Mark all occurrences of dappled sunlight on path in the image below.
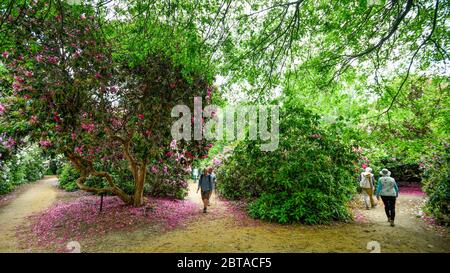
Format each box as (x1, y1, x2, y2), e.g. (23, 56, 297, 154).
(0, 176, 58, 252)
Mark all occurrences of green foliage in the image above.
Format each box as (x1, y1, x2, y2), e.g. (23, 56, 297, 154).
(58, 162, 81, 192)
(217, 99, 358, 224)
(422, 143, 450, 225)
(58, 161, 135, 194)
(58, 161, 188, 199)
(147, 177, 189, 200)
(0, 144, 45, 195)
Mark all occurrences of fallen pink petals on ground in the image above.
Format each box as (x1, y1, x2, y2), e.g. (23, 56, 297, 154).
(16, 195, 197, 252)
(398, 184, 425, 196)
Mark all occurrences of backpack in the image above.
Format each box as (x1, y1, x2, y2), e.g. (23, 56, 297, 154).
(360, 173, 372, 188)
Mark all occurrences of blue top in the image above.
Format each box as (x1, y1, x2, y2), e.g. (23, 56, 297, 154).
(376, 176, 399, 197)
(198, 174, 213, 192)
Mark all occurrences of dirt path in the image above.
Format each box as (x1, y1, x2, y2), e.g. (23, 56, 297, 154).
(0, 177, 447, 252)
(86, 182, 449, 253)
(0, 176, 59, 252)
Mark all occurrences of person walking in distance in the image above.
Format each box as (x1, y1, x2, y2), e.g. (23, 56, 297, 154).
(197, 168, 213, 213)
(359, 167, 377, 210)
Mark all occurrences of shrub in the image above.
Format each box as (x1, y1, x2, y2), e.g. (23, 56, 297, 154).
(58, 162, 81, 192)
(422, 144, 450, 225)
(58, 161, 188, 199)
(147, 177, 189, 199)
(58, 162, 130, 193)
(216, 100, 358, 224)
(0, 144, 46, 195)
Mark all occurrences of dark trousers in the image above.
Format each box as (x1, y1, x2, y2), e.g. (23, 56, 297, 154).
(381, 196, 396, 221)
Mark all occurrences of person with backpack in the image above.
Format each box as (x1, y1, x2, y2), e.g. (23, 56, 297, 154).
(197, 168, 213, 213)
(376, 168, 399, 227)
(359, 167, 376, 210)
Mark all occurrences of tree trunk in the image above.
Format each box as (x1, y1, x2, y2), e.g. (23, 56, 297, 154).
(133, 165, 147, 206)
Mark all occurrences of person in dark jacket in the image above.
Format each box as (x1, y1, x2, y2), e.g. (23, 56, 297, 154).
(197, 168, 213, 213)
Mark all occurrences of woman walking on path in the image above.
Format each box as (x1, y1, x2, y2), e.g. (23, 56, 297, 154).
(197, 168, 213, 213)
(359, 167, 377, 210)
(376, 168, 399, 227)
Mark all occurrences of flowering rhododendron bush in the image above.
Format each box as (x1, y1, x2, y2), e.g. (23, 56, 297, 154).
(216, 99, 359, 224)
(0, 1, 215, 206)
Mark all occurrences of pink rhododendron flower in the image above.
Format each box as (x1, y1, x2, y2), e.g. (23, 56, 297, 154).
(0, 104, 5, 115)
(110, 118, 122, 129)
(80, 13, 86, 20)
(53, 113, 61, 123)
(2, 51, 9, 58)
(185, 151, 194, 159)
(2, 137, 16, 149)
(109, 86, 118, 93)
(74, 146, 84, 155)
(14, 75, 24, 83)
(39, 140, 52, 148)
(206, 85, 214, 97)
(35, 54, 44, 62)
(362, 163, 368, 169)
(47, 56, 58, 64)
(12, 82, 21, 91)
(213, 157, 222, 166)
(24, 71, 33, 77)
(163, 165, 168, 174)
(151, 166, 158, 174)
(166, 151, 174, 157)
(137, 114, 144, 120)
(71, 133, 77, 140)
(170, 139, 177, 149)
(81, 123, 95, 132)
(29, 115, 38, 125)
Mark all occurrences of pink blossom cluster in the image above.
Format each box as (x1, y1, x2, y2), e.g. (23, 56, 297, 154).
(29, 115, 38, 125)
(398, 184, 425, 196)
(1, 136, 16, 149)
(170, 139, 177, 149)
(0, 103, 5, 115)
(74, 146, 84, 155)
(213, 157, 222, 166)
(310, 133, 322, 139)
(81, 123, 95, 132)
(39, 140, 52, 148)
